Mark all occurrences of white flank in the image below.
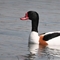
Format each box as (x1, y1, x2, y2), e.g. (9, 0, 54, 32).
(46, 36, 60, 49)
(46, 36, 60, 45)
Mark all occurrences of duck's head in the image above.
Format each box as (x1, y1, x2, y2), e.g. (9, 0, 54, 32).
(20, 11, 39, 21)
(20, 11, 39, 32)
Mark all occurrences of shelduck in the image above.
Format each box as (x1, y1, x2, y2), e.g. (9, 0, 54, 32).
(20, 11, 60, 46)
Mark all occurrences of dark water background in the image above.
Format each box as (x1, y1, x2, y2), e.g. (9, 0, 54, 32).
(0, 0, 60, 60)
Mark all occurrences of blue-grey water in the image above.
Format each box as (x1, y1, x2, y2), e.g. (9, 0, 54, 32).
(0, 0, 60, 60)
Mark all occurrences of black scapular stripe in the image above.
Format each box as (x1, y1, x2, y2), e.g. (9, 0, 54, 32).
(43, 33, 60, 41)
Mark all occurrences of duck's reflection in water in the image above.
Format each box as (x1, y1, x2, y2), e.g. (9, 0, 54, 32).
(27, 43, 39, 60)
(25, 44, 56, 60)
(23, 44, 52, 60)
(16, 44, 60, 60)
(28, 43, 39, 54)
(26, 44, 50, 60)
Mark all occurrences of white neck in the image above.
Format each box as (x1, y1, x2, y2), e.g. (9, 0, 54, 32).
(29, 31, 39, 44)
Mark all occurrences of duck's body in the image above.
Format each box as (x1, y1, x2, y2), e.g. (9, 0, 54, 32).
(29, 31, 60, 46)
(40, 31, 60, 45)
(20, 11, 60, 46)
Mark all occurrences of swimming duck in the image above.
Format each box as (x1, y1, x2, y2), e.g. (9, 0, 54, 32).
(20, 11, 60, 46)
